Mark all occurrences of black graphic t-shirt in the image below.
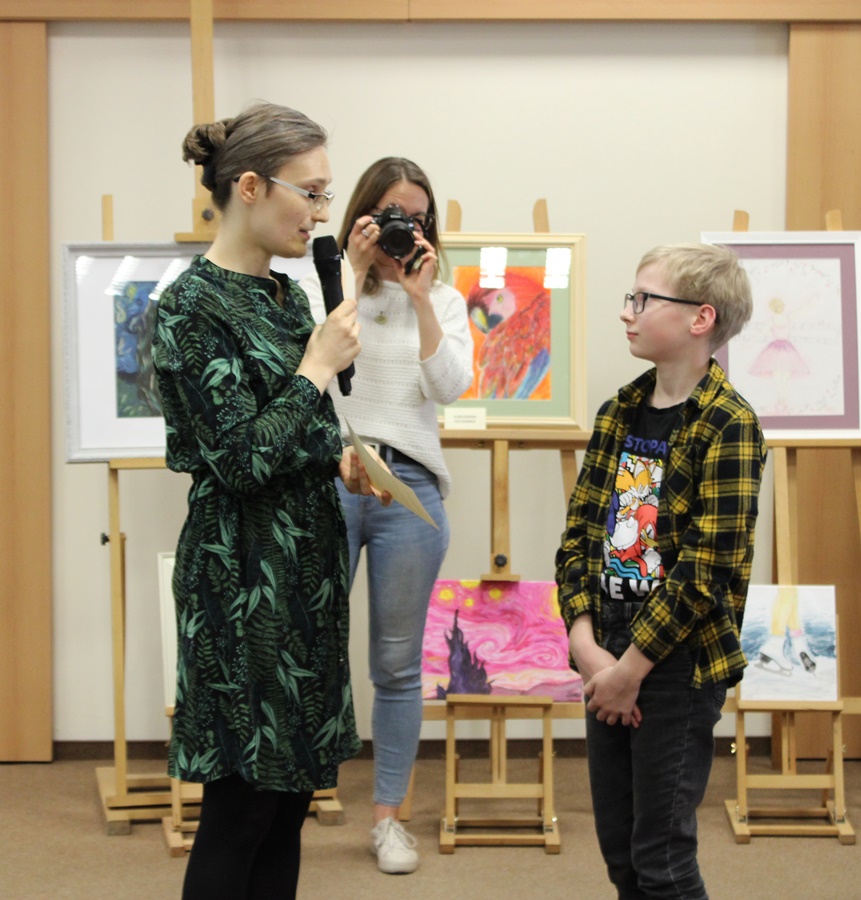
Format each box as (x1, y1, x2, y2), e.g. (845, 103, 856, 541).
(600, 400, 683, 606)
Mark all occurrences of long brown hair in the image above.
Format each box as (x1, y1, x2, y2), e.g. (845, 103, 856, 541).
(337, 157, 447, 296)
(181, 101, 327, 211)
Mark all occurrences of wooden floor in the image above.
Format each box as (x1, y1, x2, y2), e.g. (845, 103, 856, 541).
(1, 753, 859, 898)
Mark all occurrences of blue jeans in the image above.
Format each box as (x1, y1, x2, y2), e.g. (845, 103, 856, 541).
(586, 641, 726, 899)
(337, 459, 449, 807)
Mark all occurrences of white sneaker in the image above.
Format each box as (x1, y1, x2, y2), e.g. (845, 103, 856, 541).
(371, 817, 419, 874)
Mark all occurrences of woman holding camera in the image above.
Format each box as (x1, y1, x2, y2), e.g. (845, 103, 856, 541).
(303, 157, 473, 874)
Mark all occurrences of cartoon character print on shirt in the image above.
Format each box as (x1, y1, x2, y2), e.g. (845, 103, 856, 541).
(601, 437, 666, 602)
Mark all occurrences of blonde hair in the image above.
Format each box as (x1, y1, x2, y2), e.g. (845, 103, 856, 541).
(181, 101, 327, 211)
(637, 243, 752, 350)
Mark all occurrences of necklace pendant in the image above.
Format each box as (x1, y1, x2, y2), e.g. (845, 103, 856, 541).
(375, 312, 387, 325)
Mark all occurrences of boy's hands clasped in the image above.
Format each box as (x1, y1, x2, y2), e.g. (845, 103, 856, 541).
(583, 663, 644, 729)
(570, 615, 645, 728)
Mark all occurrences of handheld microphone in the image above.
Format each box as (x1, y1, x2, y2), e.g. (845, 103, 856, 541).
(312, 235, 354, 396)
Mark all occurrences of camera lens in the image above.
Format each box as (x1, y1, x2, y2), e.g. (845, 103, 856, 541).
(373, 205, 416, 259)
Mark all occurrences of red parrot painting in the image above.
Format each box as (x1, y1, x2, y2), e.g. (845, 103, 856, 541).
(456, 267, 552, 401)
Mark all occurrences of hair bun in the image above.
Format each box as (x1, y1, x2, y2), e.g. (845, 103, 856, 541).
(181, 118, 237, 188)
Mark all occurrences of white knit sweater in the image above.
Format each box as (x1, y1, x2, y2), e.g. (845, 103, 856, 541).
(300, 273, 474, 498)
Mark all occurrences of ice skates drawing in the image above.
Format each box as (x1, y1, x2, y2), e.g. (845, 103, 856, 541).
(789, 632, 817, 673)
(757, 632, 817, 674)
(757, 634, 793, 674)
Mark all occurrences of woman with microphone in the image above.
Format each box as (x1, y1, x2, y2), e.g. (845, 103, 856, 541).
(153, 102, 386, 899)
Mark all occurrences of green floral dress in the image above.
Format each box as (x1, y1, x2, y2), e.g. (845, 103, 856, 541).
(152, 255, 361, 792)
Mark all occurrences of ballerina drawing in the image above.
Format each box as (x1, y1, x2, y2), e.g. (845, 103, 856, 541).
(748, 297, 810, 415)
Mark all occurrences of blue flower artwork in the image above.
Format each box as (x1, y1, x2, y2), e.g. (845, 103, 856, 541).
(114, 281, 162, 418)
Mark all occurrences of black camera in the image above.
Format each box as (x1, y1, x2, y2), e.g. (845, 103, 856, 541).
(372, 204, 418, 259)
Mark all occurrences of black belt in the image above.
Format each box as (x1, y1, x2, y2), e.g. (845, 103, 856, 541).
(363, 442, 418, 467)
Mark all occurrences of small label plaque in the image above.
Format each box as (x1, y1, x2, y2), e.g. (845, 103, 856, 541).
(443, 407, 487, 430)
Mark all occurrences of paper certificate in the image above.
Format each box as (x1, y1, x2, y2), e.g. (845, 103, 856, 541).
(344, 420, 439, 529)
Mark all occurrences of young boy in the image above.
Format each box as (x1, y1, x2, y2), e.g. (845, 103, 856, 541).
(555, 243, 766, 899)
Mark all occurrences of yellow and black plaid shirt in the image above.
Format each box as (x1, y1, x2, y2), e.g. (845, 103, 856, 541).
(555, 359, 766, 687)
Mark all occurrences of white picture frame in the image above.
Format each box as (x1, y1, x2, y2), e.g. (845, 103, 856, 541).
(63, 241, 207, 461)
(702, 231, 861, 439)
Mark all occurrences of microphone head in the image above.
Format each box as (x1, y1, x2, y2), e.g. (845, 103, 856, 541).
(312, 235, 341, 276)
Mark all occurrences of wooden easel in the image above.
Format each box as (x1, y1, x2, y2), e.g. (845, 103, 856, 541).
(96, 0, 343, 844)
(724, 209, 855, 843)
(442, 197, 578, 580)
(96, 458, 175, 834)
(419, 201, 583, 851)
(163, 0, 344, 848)
(439, 695, 561, 853)
(725, 447, 854, 843)
(96, 0, 218, 838)
(728, 697, 852, 842)
(174, 0, 220, 244)
(96, 454, 347, 845)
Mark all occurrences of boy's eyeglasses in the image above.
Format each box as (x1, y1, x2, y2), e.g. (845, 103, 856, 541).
(624, 291, 703, 315)
(265, 175, 335, 211)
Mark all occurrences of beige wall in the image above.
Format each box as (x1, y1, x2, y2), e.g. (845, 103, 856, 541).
(49, 20, 784, 743)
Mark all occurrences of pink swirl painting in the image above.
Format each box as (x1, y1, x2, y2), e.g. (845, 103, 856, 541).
(421, 580, 583, 701)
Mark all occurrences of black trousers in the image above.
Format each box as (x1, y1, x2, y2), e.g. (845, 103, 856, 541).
(587, 643, 725, 899)
(182, 773, 313, 900)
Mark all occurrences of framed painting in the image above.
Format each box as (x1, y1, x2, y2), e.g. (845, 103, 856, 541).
(421, 579, 583, 702)
(440, 233, 587, 427)
(63, 241, 206, 461)
(63, 241, 310, 462)
(738, 584, 837, 703)
(701, 231, 861, 438)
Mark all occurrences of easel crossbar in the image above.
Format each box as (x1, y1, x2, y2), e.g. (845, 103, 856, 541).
(745, 774, 836, 790)
(453, 783, 545, 799)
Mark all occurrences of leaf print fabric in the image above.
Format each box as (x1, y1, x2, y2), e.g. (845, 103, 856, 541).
(152, 255, 361, 791)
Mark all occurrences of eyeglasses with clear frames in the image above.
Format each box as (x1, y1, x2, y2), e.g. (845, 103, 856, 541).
(624, 291, 703, 315)
(264, 175, 335, 211)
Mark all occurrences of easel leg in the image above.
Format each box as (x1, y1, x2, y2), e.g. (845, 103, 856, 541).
(398, 766, 416, 822)
(99, 471, 174, 833)
(490, 706, 506, 785)
(725, 707, 751, 843)
(440, 705, 457, 853)
(829, 712, 855, 843)
(541, 706, 560, 854)
(308, 788, 345, 826)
